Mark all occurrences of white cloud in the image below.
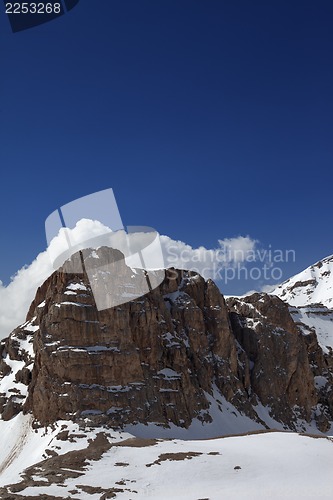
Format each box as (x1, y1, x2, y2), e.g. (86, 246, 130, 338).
(161, 235, 258, 277)
(0, 250, 54, 341)
(241, 283, 279, 298)
(260, 283, 279, 293)
(0, 219, 258, 340)
(218, 236, 258, 263)
(0, 219, 115, 341)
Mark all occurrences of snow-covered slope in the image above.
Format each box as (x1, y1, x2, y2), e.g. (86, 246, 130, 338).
(0, 417, 332, 500)
(273, 254, 333, 308)
(289, 305, 333, 353)
(272, 255, 333, 352)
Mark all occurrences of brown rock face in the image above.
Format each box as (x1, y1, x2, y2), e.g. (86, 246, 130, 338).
(227, 294, 317, 426)
(289, 307, 333, 432)
(1, 247, 332, 434)
(23, 248, 250, 427)
(0, 324, 34, 420)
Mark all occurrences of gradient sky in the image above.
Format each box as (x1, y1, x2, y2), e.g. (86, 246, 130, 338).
(0, 0, 332, 294)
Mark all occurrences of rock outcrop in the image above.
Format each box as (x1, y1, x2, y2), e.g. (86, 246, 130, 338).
(21, 247, 254, 428)
(1, 247, 332, 434)
(227, 294, 317, 426)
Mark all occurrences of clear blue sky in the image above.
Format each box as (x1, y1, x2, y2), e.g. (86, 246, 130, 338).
(0, 0, 332, 292)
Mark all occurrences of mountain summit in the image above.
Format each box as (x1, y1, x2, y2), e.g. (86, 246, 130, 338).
(272, 254, 333, 353)
(1, 246, 332, 437)
(273, 254, 333, 308)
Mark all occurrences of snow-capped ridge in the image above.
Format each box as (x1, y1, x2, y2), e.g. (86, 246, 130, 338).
(270, 254, 333, 352)
(272, 254, 333, 308)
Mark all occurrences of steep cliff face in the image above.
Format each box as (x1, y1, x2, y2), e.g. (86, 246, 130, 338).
(271, 254, 333, 431)
(227, 294, 318, 427)
(0, 247, 332, 434)
(21, 247, 254, 428)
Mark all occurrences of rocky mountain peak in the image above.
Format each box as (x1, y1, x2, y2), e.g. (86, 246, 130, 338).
(272, 254, 333, 354)
(1, 247, 333, 436)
